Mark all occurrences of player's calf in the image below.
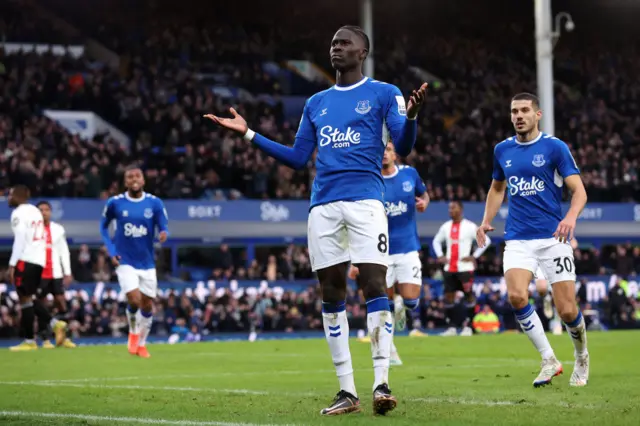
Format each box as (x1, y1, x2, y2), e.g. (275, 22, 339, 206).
(553, 280, 589, 386)
(318, 263, 358, 403)
(505, 269, 560, 386)
(124, 290, 142, 355)
(356, 263, 395, 409)
(136, 294, 155, 356)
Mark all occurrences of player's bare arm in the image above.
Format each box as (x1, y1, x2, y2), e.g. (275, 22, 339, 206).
(415, 192, 429, 213)
(554, 174, 587, 243)
(477, 179, 507, 247)
(204, 108, 315, 170)
(406, 83, 428, 120)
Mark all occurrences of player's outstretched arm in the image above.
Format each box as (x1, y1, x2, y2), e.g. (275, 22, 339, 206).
(386, 83, 428, 157)
(554, 175, 587, 243)
(204, 109, 315, 170)
(477, 179, 506, 248)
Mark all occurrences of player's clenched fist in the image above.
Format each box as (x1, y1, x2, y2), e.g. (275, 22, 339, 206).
(415, 196, 428, 212)
(476, 223, 494, 248)
(348, 265, 359, 280)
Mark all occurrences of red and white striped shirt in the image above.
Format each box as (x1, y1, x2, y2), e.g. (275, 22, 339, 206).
(432, 218, 491, 273)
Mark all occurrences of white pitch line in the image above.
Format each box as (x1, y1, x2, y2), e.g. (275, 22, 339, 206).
(0, 381, 318, 397)
(0, 381, 603, 409)
(0, 411, 297, 426)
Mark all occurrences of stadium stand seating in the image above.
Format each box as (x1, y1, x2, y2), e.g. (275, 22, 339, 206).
(0, 0, 638, 338)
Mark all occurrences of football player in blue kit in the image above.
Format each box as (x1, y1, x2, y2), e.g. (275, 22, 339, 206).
(100, 167, 169, 359)
(350, 142, 429, 365)
(204, 26, 428, 415)
(477, 93, 589, 387)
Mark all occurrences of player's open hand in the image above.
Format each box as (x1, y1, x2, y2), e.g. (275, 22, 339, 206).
(415, 196, 428, 213)
(553, 216, 576, 243)
(476, 223, 494, 248)
(406, 83, 428, 119)
(111, 255, 121, 268)
(348, 265, 360, 280)
(203, 108, 248, 135)
(158, 231, 168, 244)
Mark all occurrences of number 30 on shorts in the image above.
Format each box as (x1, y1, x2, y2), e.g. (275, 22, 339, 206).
(553, 256, 574, 274)
(377, 234, 388, 254)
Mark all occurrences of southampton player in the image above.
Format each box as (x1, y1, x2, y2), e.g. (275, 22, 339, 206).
(205, 26, 427, 415)
(477, 93, 589, 387)
(433, 201, 491, 337)
(7, 186, 66, 351)
(100, 167, 169, 358)
(349, 142, 429, 366)
(36, 201, 76, 348)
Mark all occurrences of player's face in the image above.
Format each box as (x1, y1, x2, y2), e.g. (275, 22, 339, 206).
(382, 143, 397, 167)
(330, 29, 366, 71)
(125, 169, 145, 192)
(448, 202, 462, 219)
(39, 204, 51, 222)
(510, 100, 542, 134)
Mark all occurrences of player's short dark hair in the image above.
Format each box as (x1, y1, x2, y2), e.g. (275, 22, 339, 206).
(11, 185, 30, 200)
(36, 201, 51, 209)
(451, 200, 463, 209)
(339, 25, 370, 52)
(511, 93, 540, 110)
(124, 165, 142, 175)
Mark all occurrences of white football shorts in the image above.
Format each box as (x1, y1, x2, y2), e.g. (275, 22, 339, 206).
(308, 199, 389, 271)
(503, 238, 575, 285)
(386, 251, 422, 288)
(116, 265, 158, 298)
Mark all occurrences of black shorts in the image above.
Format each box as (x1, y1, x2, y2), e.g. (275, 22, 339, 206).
(443, 271, 474, 295)
(39, 278, 64, 297)
(14, 261, 44, 297)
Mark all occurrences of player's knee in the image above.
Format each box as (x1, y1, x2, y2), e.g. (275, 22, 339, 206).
(508, 292, 529, 310)
(318, 263, 348, 303)
(140, 296, 154, 312)
(355, 263, 387, 300)
(126, 291, 141, 309)
(555, 300, 578, 323)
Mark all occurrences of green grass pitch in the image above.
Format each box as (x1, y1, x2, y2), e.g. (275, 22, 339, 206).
(0, 331, 638, 425)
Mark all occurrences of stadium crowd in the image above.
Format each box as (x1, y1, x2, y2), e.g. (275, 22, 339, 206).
(0, 0, 639, 339)
(0, 1, 639, 202)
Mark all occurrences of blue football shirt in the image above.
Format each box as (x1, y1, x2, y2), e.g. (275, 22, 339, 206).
(492, 132, 580, 240)
(384, 165, 426, 255)
(100, 192, 169, 270)
(295, 77, 412, 208)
